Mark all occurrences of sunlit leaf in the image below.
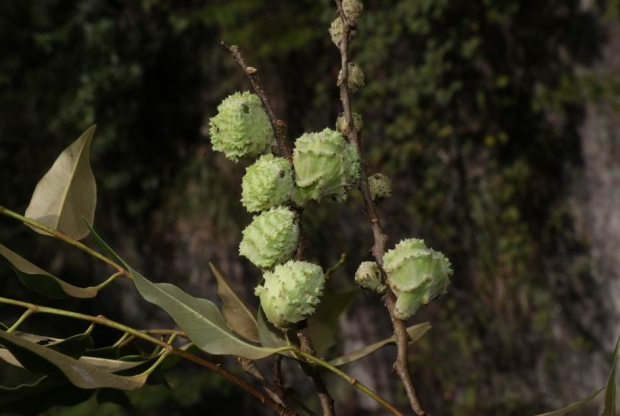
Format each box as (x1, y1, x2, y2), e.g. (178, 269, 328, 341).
(328, 322, 431, 367)
(602, 332, 619, 416)
(0, 330, 147, 390)
(0, 244, 97, 299)
(257, 307, 288, 349)
(130, 267, 280, 359)
(25, 125, 97, 240)
(209, 262, 259, 343)
(308, 290, 359, 352)
(0, 377, 95, 416)
(531, 388, 604, 416)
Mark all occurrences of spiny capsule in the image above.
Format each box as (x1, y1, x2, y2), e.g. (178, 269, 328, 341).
(239, 207, 299, 269)
(329, 17, 357, 47)
(291, 128, 360, 205)
(338, 62, 365, 93)
(336, 112, 363, 134)
(368, 173, 392, 201)
(355, 261, 386, 294)
(383, 239, 452, 320)
(241, 155, 294, 213)
(209, 91, 275, 161)
(255, 260, 325, 328)
(342, 0, 364, 26)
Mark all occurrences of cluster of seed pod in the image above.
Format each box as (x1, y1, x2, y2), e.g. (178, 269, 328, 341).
(208, 0, 452, 326)
(209, 89, 367, 328)
(328, 1, 453, 319)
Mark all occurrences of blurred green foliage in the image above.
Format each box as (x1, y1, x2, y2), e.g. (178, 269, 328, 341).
(1, 0, 617, 414)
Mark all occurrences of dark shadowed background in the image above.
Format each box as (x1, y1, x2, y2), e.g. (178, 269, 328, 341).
(1, 0, 620, 415)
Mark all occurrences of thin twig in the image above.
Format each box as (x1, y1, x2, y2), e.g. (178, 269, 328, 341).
(0, 206, 130, 277)
(291, 348, 404, 416)
(331, 2, 427, 415)
(0, 296, 297, 416)
(221, 42, 293, 164)
(237, 356, 292, 408)
(223, 41, 337, 415)
(296, 325, 336, 416)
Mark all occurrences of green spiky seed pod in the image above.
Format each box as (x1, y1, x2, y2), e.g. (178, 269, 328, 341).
(336, 112, 363, 134)
(239, 207, 299, 269)
(292, 128, 360, 205)
(255, 260, 325, 328)
(209, 91, 275, 161)
(368, 173, 392, 201)
(342, 0, 364, 26)
(383, 239, 452, 320)
(241, 155, 294, 213)
(355, 261, 386, 294)
(338, 62, 365, 93)
(329, 17, 357, 47)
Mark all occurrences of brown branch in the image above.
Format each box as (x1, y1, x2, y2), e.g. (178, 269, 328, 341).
(332, 1, 427, 415)
(221, 42, 293, 164)
(223, 41, 336, 414)
(296, 325, 336, 416)
(237, 357, 296, 413)
(177, 350, 296, 416)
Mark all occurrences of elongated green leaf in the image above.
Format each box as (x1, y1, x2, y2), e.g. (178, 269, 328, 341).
(0, 244, 97, 298)
(329, 322, 431, 367)
(0, 330, 146, 390)
(603, 332, 620, 416)
(0, 348, 147, 373)
(85, 220, 129, 271)
(308, 290, 359, 352)
(130, 267, 279, 359)
(531, 388, 604, 416)
(0, 377, 95, 416)
(46, 329, 94, 359)
(209, 263, 259, 343)
(25, 125, 97, 240)
(257, 307, 288, 349)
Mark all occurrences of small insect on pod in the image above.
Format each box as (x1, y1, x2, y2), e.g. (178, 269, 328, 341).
(209, 91, 275, 161)
(241, 154, 294, 213)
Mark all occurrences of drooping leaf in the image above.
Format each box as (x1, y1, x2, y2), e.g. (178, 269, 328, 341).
(0, 377, 95, 416)
(25, 125, 97, 240)
(84, 220, 129, 271)
(257, 307, 288, 349)
(46, 329, 94, 359)
(602, 332, 620, 416)
(0, 348, 147, 373)
(0, 244, 97, 299)
(328, 322, 431, 367)
(531, 388, 604, 416)
(0, 330, 147, 390)
(209, 262, 259, 343)
(308, 290, 359, 352)
(130, 267, 280, 360)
